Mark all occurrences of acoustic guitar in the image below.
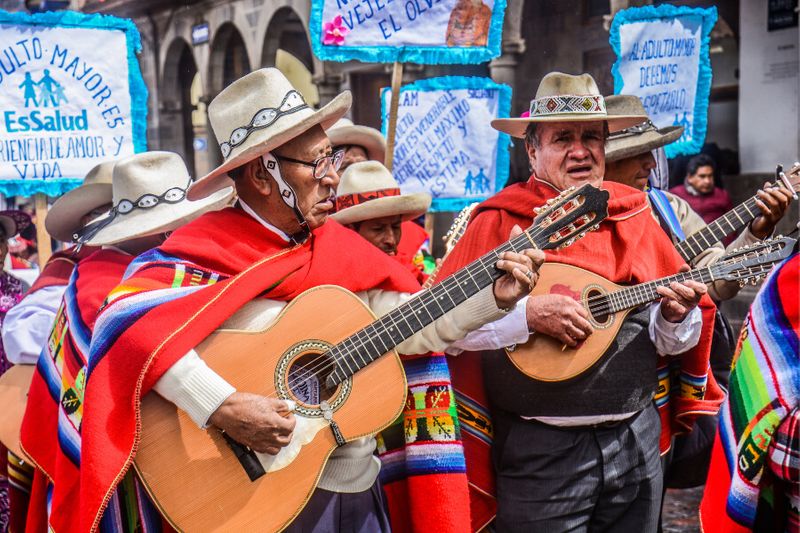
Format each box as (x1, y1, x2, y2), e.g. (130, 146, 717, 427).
(675, 163, 799, 262)
(0, 364, 34, 458)
(134, 184, 610, 532)
(506, 235, 796, 382)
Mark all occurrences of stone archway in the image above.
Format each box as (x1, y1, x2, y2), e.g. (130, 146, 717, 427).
(209, 22, 251, 95)
(261, 7, 319, 107)
(160, 38, 198, 176)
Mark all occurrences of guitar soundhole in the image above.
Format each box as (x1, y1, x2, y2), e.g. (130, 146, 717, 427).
(585, 288, 611, 326)
(287, 352, 338, 405)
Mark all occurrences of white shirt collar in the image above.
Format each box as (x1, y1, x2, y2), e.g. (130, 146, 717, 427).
(238, 199, 291, 242)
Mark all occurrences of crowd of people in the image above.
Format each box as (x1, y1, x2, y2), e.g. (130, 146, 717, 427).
(0, 67, 796, 533)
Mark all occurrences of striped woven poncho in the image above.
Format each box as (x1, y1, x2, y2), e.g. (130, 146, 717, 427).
(701, 252, 800, 532)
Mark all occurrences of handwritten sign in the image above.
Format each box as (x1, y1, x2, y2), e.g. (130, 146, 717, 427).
(610, 5, 717, 157)
(309, 0, 506, 64)
(381, 77, 510, 211)
(0, 10, 147, 196)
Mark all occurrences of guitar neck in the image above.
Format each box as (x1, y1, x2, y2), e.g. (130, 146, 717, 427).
(593, 268, 714, 316)
(675, 195, 761, 262)
(327, 227, 547, 386)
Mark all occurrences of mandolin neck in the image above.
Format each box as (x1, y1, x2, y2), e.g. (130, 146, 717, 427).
(675, 194, 761, 262)
(594, 268, 714, 315)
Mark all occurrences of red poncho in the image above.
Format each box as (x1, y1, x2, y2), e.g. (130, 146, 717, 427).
(79, 208, 420, 531)
(437, 176, 724, 531)
(20, 249, 133, 533)
(28, 246, 98, 295)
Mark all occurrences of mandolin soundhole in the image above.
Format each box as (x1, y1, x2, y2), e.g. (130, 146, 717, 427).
(585, 287, 611, 327)
(287, 352, 338, 405)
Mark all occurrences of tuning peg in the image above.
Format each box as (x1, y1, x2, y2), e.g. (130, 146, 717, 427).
(739, 280, 746, 288)
(533, 206, 543, 215)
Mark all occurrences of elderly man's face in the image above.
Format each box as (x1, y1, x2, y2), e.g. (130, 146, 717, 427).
(605, 151, 656, 191)
(273, 126, 340, 230)
(339, 145, 369, 172)
(351, 214, 402, 256)
(527, 121, 606, 190)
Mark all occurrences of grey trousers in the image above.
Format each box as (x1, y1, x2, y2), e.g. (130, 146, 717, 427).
(283, 479, 392, 533)
(492, 404, 663, 533)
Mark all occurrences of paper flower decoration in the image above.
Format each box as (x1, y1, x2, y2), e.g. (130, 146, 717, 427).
(323, 15, 348, 46)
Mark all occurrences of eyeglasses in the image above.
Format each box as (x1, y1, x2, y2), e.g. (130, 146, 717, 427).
(274, 149, 345, 179)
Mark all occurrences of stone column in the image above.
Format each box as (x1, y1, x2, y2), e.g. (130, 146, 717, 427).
(314, 71, 345, 107)
(489, 0, 526, 99)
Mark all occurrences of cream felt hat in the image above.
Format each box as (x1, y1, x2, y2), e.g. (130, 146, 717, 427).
(492, 72, 645, 138)
(190, 68, 351, 200)
(327, 118, 387, 163)
(604, 95, 684, 163)
(45, 161, 114, 242)
(330, 161, 431, 225)
(76, 152, 234, 247)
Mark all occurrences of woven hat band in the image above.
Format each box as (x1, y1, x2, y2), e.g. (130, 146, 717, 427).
(529, 94, 607, 117)
(335, 187, 401, 211)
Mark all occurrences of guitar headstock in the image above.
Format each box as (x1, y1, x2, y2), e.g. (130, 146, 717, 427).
(531, 184, 609, 250)
(711, 235, 796, 286)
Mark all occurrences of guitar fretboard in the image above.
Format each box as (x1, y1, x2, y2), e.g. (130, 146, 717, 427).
(327, 227, 546, 386)
(675, 195, 761, 262)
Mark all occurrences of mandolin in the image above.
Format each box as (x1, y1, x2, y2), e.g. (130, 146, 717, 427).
(675, 163, 799, 262)
(506, 235, 796, 382)
(133, 184, 609, 532)
(0, 364, 34, 458)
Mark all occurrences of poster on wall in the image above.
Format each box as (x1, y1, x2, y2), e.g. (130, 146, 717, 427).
(380, 77, 511, 212)
(0, 10, 147, 197)
(309, 0, 506, 64)
(610, 4, 717, 158)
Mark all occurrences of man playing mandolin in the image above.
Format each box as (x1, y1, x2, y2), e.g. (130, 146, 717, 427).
(437, 72, 725, 531)
(78, 69, 544, 532)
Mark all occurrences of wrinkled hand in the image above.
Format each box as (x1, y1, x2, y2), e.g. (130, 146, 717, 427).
(657, 265, 707, 323)
(208, 392, 296, 455)
(526, 294, 593, 347)
(493, 225, 546, 310)
(750, 184, 793, 239)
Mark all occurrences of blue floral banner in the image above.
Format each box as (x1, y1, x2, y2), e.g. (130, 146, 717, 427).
(0, 10, 148, 197)
(380, 76, 511, 212)
(610, 5, 717, 158)
(310, 0, 506, 64)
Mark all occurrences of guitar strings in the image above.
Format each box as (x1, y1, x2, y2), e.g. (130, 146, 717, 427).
(278, 222, 557, 394)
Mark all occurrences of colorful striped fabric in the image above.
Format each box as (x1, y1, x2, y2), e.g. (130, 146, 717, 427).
(377, 354, 471, 533)
(701, 253, 799, 532)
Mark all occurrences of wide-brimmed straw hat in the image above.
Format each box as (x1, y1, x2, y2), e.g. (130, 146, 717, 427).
(330, 161, 431, 225)
(190, 68, 351, 200)
(45, 161, 114, 242)
(327, 119, 386, 163)
(604, 95, 684, 163)
(0, 210, 31, 240)
(77, 152, 233, 246)
(492, 72, 645, 138)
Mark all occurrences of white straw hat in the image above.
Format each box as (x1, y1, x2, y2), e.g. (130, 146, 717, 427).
(327, 119, 386, 163)
(604, 95, 684, 163)
(330, 161, 431, 225)
(76, 151, 233, 246)
(492, 72, 645, 138)
(45, 161, 114, 242)
(190, 68, 351, 200)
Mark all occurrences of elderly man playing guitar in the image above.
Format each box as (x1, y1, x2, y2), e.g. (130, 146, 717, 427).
(437, 72, 725, 532)
(77, 69, 545, 532)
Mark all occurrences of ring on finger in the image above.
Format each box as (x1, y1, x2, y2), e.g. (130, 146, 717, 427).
(525, 269, 534, 280)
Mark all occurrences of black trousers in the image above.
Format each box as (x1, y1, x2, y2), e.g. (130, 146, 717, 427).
(283, 479, 391, 533)
(492, 404, 663, 532)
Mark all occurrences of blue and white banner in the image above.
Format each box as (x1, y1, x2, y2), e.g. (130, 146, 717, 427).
(381, 77, 510, 212)
(0, 10, 147, 197)
(610, 5, 717, 158)
(310, 0, 506, 64)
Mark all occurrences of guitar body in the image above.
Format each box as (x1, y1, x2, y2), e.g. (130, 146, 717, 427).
(134, 286, 407, 532)
(507, 263, 631, 382)
(0, 364, 34, 458)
